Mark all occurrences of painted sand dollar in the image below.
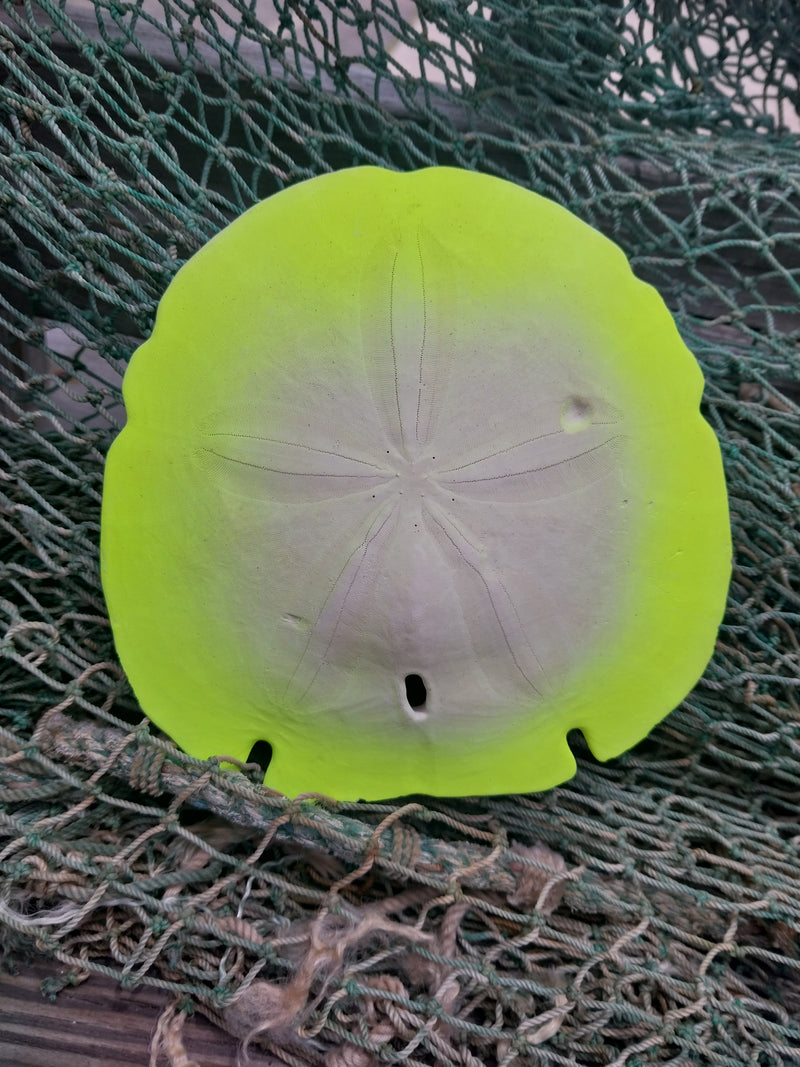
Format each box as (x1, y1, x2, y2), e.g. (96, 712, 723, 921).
(100, 166, 731, 800)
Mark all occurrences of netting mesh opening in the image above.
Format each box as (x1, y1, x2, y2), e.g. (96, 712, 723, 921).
(2, 2, 799, 1064)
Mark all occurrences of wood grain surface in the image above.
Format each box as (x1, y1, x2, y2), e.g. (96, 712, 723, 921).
(0, 958, 242, 1067)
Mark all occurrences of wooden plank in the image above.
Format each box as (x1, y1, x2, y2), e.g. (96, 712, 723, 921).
(0, 958, 245, 1067)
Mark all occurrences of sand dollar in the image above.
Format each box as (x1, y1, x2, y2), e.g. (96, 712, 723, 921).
(101, 167, 731, 799)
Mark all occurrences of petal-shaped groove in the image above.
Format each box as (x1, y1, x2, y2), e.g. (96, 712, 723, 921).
(439, 430, 626, 504)
(360, 226, 451, 458)
(282, 499, 399, 703)
(198, 433, 390, 502)
(421, 497, 549, 699)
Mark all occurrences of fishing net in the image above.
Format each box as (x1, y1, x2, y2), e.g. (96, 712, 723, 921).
(2, 1, 799, 1063)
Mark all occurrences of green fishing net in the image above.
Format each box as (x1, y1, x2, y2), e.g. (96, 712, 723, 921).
(1, 2, 799, 1064)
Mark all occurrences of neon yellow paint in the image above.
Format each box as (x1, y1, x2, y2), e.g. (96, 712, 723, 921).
(101, 167, 731, 800)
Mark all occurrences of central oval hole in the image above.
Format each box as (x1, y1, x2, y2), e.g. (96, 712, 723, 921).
(404, 673, 427, 710)
(246, 740, 273, 775)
